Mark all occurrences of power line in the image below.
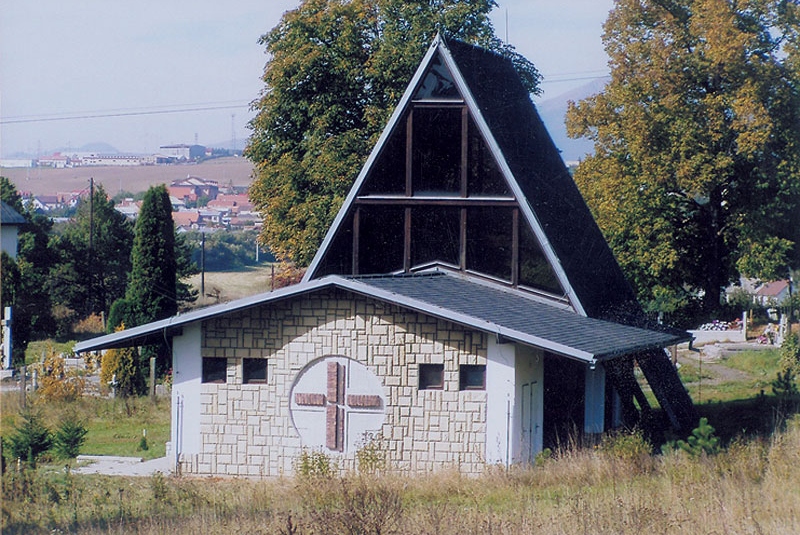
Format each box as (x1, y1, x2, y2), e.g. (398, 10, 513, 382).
(1, 102, 251, 125)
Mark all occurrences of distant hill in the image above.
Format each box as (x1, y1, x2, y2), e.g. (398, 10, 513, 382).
(535, 77, 609, 164)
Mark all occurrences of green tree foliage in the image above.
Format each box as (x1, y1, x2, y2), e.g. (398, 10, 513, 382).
(1, 177, 57, 363)
(125, 184, 178, 327)
(566, 0, 800, 317)
(53, 414, 88, 460)
(247, 0, 540, 266)
(676, 417, 720, 457)
(49, 184, 134, 318)
(185, 229, 273, 271)
(5, 409, 52, 468)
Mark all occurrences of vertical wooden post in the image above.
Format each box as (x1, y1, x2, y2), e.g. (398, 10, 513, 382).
(149, 357, 156, 400)
(20, 365, 26, 409)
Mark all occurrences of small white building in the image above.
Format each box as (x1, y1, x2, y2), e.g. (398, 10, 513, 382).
(75, 36, 695, 477)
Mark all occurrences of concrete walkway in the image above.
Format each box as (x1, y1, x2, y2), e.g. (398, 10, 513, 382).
(73, 455, 171, 477)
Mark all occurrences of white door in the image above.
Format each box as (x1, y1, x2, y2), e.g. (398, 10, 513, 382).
(521, 382, 539, 463)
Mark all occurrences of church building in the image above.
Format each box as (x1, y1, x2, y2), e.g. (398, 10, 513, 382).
(75, 36, 695, 477)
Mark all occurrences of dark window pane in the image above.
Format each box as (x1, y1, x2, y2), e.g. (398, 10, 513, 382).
(358, 206, 405, 275)
(467, 116, 510, 196)
(202, 358, 227, 384)
(243, 358, 268, 384)
(459, 364, 486, 390)
(466, 207, 513, 281)
(314, 212, 354, 276)
(412, 107, 462, 195)
(413, 53, 460, 100)
(411, 206, 460, 268)
(360, 113, 407, 195)
(519, 223, 563, 294)
(419, 363, 444, 390)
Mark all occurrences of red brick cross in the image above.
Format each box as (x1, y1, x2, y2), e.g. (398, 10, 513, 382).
(294, 361, 382, 451)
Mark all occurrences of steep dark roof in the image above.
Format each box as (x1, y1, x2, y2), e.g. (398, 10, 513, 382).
(444, 39, 639, 320)
(1, 201, 26, 225)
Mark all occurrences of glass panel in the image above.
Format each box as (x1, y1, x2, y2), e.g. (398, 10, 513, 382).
(243, 358, 268, 384)
(202, 358, 227, 384)
(360, 112, 407, 195)
(413, 53, 460, 100)
(519, 223, 563, 294)
(467, 116, 511, 196)
(412, 107, 462, 196)
(419, 364, 444, 390)
(459, 364, 486, 390)
(411, 206, 460, 268)
(466, 207, 513, 281)
(358, 206, 405, 274)
(314, 213, 354, 276)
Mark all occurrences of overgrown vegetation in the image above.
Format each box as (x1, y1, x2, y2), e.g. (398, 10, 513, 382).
(2, 416, 799, 533)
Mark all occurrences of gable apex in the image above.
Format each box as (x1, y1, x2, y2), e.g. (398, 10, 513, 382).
(305, 37, 639, 321)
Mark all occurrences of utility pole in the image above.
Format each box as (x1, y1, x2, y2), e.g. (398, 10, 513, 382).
(88, 177, 95, 315)
(200, 231, 205, 299)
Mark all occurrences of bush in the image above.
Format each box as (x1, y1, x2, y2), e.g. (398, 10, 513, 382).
(34, 347, 85, 403)
(675, 417, 720, 457)
(53, 414, 88, 460)
(4, 409, 52, 468)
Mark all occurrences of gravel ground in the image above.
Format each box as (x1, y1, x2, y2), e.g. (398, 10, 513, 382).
(73, 455, 172, 477)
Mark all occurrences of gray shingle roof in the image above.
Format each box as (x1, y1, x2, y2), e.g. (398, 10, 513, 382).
(74, 271, 687, 362)
(1, 201, 26, 225)
(347, 272, 688, 361)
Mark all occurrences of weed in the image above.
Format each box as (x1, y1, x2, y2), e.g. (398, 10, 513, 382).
(356, 432, 386, 474)
(294, 448, 335, 479)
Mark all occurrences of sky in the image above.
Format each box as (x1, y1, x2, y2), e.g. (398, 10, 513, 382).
(0, 0, 614, 158)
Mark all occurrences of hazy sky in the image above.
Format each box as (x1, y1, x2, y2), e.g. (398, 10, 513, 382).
(0, 0, 614, 158)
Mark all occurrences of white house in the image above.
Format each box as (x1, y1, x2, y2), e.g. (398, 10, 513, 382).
(1, 201, 26, 259)
(75, 36, 695, 477)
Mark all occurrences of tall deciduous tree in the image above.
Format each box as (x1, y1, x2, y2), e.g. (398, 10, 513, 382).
(566, 0, 800, 317)
(247, 0, 540, 266)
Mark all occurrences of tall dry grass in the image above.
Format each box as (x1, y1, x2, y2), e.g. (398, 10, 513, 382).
(3, 417, 800, 534)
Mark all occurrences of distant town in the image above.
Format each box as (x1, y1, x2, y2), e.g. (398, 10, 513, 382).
(0, 143, 237, 170)
(2, 144, 259, 233)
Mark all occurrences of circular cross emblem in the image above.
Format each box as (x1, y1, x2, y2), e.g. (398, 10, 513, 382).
(290, 356, 385, 453)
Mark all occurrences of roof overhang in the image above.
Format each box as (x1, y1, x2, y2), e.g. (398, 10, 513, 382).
(74, 272, 688, 363)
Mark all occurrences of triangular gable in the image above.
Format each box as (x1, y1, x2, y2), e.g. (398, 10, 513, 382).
(305, 35, 577, 308)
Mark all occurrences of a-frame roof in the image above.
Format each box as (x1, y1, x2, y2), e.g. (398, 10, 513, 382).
(304, 35, 639, 322)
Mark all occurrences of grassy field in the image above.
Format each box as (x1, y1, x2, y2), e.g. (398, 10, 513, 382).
(2, 157, 253, 196)
(185, 265, 276, 306)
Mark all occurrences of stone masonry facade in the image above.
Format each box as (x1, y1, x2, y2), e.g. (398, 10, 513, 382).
(181, 289, 488, 476)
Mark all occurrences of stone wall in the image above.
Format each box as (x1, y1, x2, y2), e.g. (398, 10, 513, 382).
(183, 289, 488, 476)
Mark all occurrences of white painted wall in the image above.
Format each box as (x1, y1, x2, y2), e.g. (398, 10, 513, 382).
(485, 337, 516, 466)
(1, 226, 19, 259)
(514, 345, 543, 462)
(172, 322, 202, 462)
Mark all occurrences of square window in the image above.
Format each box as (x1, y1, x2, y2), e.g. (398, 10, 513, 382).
(202, 357, 227, 384)
(243, 358, 268, 384)
(459, 364, 486, 390)
(419, 363, 444, 390)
